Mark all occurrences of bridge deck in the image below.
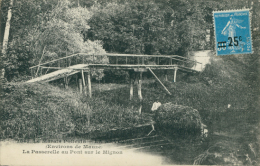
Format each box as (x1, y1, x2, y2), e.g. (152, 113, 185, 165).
(27, 53, 202, 83)
(27, 64, 89, 83)
(27, 64, 196, 83)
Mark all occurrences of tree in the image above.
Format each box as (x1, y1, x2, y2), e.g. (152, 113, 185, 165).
(1, 0, 107, 80)
(87, 1, 180, 55)
(1, 0, 13, 79)
(87, 0, 259, 57)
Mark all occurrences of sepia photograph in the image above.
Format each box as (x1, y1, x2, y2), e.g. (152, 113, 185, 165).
(0, 0, 259, 165)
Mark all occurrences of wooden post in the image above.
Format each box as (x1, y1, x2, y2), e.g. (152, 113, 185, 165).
(130, 76, 134, 101)
(148, 68, 172, 95)
(165, 70, 168, 81)
(137, 72, 143, 100)
(174, 67, 178, 82)
(138, 105, 142, 115)
(129, 71, 134, 101)
(79, 78, 82, 94)
(137, 72, 143, 114)
(64, 76, 68, 89)
(76, 74, 78, 90)
(126, 57, 128, 64)
(81, 70, 86, 95)
(87, 72, 92, 98)
(85, 72, 88, 93)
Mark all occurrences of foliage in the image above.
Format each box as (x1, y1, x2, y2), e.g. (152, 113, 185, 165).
(1, 0, 106, 81)
(86, 0, 260, 55)
(0, 82, 145, 140)
(103, 70, 129, 83)
(76, 97, 146, 134)
(87, 1, 180, 55)
(91, 69, 105, 81)
(154, 103, 202, 135)
(0, 82, 77, 139)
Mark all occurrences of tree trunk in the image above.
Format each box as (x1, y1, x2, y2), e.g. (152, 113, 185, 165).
(1, 0, 13, 78)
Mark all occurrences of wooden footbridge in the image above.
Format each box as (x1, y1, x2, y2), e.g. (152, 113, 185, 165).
(27, 53, 202, 102)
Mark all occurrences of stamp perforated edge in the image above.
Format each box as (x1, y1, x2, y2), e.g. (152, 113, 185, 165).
(212, 9, 254, 56)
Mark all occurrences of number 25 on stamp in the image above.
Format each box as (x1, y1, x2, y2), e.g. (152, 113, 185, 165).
(213, 9, 253, 56)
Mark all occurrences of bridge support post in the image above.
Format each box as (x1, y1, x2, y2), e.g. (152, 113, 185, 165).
(64, 76, 68, 89)
(130, 78, 134, 101)
(87, 72, 92, 98)
(137, 72, 143, 114)
(84, 72, 88, 93)
(165, 70, 168, 81)
(148, 68, 172, 95)
(137, 72, 143, 101)
(76, 74, 78, 91)
(174, 67, 178, 82)
(81, 70, 87, 95)
(129, 71, 134, 101)
(79, 78, 82, 94)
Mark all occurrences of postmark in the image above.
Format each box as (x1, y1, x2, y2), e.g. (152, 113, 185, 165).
(213, 9, 253, 56)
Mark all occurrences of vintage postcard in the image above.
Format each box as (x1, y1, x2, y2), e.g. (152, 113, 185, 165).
(1, 0, 259, 165)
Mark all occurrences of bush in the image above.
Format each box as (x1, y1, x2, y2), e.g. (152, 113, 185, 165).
(154, 103, 202, 136)
(76, 97, 146, 134)
(0, 82, 146, 140)
(0, 82, 86, 140)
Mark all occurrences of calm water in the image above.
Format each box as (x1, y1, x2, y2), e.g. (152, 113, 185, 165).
(72, 124, 210, 165)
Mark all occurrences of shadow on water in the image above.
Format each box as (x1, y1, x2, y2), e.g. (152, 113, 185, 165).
(68, 107, 259, 165)
(70, 123, 209, 165)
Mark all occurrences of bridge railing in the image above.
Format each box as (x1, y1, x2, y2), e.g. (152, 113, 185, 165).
(29, 53, 203, 78)
(29, 53, 99, 78)
(104, 53, 203, 70)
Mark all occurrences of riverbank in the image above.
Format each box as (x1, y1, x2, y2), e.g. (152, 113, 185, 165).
(1, 54, 259, 165)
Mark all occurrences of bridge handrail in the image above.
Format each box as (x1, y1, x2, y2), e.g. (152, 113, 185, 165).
(29, 53, 90, 69)
(29, 52, 202, 69)
(105, 53, 202, 64)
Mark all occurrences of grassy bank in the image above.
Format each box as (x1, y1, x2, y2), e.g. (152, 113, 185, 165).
(0, 82, 148, 140)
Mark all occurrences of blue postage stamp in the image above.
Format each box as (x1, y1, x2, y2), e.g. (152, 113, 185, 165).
(213, 9, 253, 56)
